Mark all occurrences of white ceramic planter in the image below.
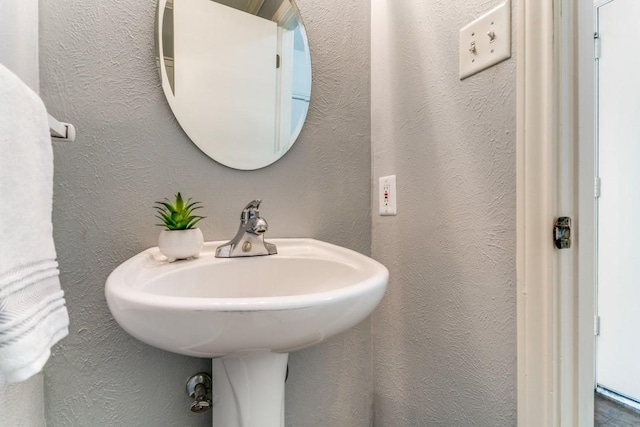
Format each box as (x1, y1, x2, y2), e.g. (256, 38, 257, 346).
(158, 228, 204, 262)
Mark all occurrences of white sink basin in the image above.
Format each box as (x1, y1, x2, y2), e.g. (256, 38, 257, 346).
(105, 238, 387, 427)
(105, 238, 388, 357)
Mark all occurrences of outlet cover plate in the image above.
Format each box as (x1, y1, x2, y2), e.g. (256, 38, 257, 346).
(379, 175, 397, 216)
(459, 0, 511, 80)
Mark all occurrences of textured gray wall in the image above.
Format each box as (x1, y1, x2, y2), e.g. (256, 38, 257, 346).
(39, 0, 371, 425)
(0, 375, 45, 427)
(371, 1, 517, 426)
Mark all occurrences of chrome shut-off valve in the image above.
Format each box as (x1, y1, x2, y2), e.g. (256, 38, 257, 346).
(186, 373, 213, 413)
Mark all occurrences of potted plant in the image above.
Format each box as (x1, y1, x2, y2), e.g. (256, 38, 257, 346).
(154, 192, 205, 262)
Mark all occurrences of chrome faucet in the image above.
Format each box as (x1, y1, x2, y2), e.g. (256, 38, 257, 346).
(215, 200, 277, 258)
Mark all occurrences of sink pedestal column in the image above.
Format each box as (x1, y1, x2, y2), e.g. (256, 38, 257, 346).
(212, 352, 289, 427)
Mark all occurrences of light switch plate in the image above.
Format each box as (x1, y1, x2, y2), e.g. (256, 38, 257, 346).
(459, 0, 511, 80)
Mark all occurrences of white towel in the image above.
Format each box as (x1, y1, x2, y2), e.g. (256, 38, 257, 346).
(0, 63, 69, 383)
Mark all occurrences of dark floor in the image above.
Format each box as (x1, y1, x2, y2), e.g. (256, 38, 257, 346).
(595, 392, 640, 426)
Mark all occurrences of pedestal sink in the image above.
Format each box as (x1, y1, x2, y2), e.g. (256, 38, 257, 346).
(105, 238, 388, 427)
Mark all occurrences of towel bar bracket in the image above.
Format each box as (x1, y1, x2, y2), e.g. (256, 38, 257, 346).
(51, 122, 76, 142)
(48, 114, 76, 142)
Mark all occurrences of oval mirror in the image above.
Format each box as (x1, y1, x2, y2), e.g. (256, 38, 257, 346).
(155, 0, 312, 170)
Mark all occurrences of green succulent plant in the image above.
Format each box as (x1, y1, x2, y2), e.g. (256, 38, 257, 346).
(154, 192, 205, 230)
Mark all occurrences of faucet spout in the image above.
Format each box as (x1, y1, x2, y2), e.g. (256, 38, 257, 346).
(215, 200, 277, 258)
(249, 217, 268, 234)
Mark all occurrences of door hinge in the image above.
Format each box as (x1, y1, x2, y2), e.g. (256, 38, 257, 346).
(595, 177, 601, 198)
(276, 54, 281, 68)
(594, 32, 601, 59)
(554, 217, 572, 249)
(594, 315, 601, 336)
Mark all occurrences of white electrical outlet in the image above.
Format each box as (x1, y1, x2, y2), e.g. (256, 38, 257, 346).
(459, 0, 511, 80)
(379, 175, 397, 216)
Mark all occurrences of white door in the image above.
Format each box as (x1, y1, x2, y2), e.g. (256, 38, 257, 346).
(596, 0, 640, 402)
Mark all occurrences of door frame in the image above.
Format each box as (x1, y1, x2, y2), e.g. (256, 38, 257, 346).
(516, 0, 596, 425)
(577, 1, 597, 425)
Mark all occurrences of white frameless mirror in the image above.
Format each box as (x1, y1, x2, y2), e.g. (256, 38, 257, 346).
(155, 0, 312, 170)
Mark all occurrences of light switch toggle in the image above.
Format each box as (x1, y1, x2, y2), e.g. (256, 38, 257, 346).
(469, 41, 477, 54)
(487, 31, 496, 41)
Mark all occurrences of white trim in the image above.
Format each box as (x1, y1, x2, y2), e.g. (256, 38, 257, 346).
(246, 0, 265, 15)
(516, 0, 570, 424)
(516, 1, 557, 423)
(577, 1, 597, 426)
(271, 1, 296, 29)
(554, 0, 580, 424)
(518, 0, 596, 424)
(595, 0, 615, 8)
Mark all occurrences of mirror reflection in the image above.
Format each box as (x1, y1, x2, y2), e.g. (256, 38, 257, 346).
(156, 0, 312, 170)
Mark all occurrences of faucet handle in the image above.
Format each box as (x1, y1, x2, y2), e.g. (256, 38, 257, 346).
(241, 199, 262, 221)
(243, 199, 262, 211)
